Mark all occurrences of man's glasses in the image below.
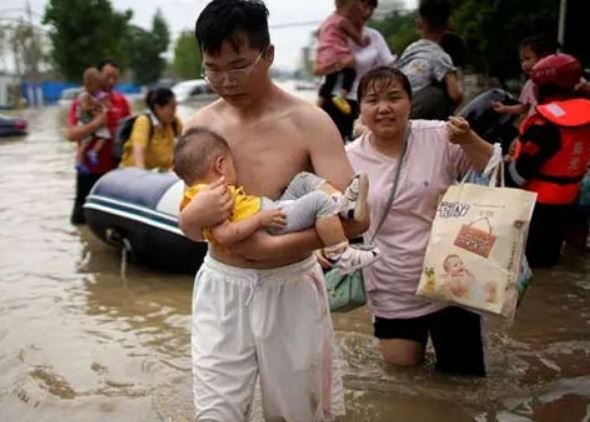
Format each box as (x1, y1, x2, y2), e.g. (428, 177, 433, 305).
(201, 48, 267, 84)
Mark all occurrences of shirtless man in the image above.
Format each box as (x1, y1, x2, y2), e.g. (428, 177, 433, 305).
(181, 0, 368, 420)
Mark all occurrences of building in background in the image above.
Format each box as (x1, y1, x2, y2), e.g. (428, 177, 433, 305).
(373, 0, 405, 19)
(0, 74, 22, 109)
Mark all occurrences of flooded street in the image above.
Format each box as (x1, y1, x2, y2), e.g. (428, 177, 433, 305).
(0, 103, 589, 421)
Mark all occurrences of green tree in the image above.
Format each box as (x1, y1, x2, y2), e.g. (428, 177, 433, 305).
(172, 31, 202, 80)
(448, 0, 574, 85)
(450, 0, 559, 82)
(151, 10, 170, 53)
(125, 10, 170, 85)
(371, 0, 566, 82)
(371, 10, 418, 56)
(43, 0, 132, 82)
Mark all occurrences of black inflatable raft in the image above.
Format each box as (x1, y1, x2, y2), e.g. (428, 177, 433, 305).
(457, 88, 520, 153)
(84, 168, 207, 274)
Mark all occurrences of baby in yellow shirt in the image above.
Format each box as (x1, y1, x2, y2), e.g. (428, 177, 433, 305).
(174, 126, 379, 273)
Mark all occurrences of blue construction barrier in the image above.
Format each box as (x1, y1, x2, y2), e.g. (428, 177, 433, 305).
(116, 83, 141, 95)
(20, 81, 141, 106)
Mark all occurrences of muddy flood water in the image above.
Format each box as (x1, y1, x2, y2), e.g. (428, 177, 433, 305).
(0, 101, 589, 422)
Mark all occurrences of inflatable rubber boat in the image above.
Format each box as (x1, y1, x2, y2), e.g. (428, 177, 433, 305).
(84, 168, 207, 274)
(457, 88, 519, 153)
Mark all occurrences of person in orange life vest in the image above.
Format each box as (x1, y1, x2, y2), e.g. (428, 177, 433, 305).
(507, 53, 590, 268)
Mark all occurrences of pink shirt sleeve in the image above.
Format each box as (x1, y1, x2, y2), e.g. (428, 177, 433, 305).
(438, 122, 471, 180)
(519, 79, 537, 107)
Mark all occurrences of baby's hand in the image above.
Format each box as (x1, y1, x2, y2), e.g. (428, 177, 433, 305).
(447, 116, 473, 145)
(314, 249, 333, 269)
(490, 100, 506, 113)
(258, 209, 287, 230)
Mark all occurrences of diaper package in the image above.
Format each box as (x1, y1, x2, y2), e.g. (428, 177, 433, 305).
(417, 171, 537, 319)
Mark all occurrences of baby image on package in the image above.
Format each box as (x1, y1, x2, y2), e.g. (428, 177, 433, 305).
(417, 180, 537, 317)
(440, 254, 497, 303)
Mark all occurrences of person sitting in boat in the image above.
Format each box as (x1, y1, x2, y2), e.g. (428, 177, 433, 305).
(173, 126, 379, 272)
(120, 87, 182, 171)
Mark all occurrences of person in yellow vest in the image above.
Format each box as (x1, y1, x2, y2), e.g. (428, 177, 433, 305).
(507, 53, 590, 267)
(120, 87, 182, 171)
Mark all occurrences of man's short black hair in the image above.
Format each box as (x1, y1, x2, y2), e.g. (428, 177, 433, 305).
(195, 0, 270, 55)
(418, 0, 450, 31)
(97, 59, 120, 71)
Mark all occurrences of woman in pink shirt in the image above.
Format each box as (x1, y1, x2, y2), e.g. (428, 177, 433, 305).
(345, 66, 493, 376)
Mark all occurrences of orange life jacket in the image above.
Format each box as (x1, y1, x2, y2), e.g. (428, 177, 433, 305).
(516, 99, 590, 205)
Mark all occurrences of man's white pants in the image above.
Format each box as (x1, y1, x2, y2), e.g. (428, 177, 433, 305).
(192, 255, 344, 421)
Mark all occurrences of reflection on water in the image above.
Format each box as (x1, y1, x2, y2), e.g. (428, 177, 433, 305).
(0, 102, 589, 421)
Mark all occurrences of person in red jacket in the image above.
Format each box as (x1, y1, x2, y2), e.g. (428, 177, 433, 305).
(66, 59, 131, 225)
(507, 53, 590, 267)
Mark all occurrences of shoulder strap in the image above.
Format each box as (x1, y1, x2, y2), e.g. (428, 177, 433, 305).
(144, 112, 154, 143)
(172, 118, 180, 137)
(369, 122, 411, 243)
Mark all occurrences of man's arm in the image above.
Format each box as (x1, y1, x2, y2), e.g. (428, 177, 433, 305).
(65, 100, 107, 142)
(79, 93, 94, 113)
(231, 229, 320, 261)
(231, 215, 369, 262)
(211, 218, 261, 247)
(307, 108, 370, 235)
(443, 71, 464, 108)
(230, 108, 369, 261)
(211, 209, 286, 247)
(307, 108, 355, 190)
